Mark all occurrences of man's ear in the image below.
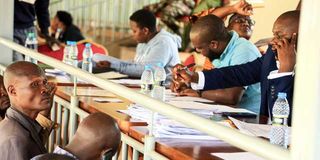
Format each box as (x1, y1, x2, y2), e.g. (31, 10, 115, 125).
(142, 27, 150, 35)
(209, 40, 219, 50)
(7, 85, 16, 96)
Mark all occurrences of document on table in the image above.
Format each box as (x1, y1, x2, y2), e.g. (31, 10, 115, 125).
(94, 71, 128, 79)
(211, 152, 265, 160)
(110, 79, 141, 86)
(76, 88, 116, 97)
(167, 96, 214, 103)
(93, 98, 123, 103)
(229, 117, 291, 140)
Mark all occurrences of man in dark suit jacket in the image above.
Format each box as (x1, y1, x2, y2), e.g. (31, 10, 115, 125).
(173, 10, 300, 125)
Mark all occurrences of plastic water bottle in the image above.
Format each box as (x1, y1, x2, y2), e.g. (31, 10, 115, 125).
(63, 41, 72, 65)
(270, 92, 290, 148)
(70, 41, 78, 67)
(141, 65, 154, 95)
(152, 62, 166, 101)
(81, 43, 93, 73)
(25, 32, 38, 64)
(70, 41, 78, 81)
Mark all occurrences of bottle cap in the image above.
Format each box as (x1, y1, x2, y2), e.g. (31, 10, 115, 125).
(157, 62, 163, 67)
(144, 65, 151, 70)
(277, 92, 287, 98)
(85, 43, 91, 47)
(66, 41, 71, 45)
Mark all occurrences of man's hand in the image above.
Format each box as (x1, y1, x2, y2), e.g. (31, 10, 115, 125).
(178, 89, 200, 97)
(96, 61, 111, 69)
(273, 33, 297, 73)
(39, 82, 57, 118)
(232, 0, 253, 16)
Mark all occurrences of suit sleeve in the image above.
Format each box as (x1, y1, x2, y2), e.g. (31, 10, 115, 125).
(35, 0, 50, 35)
(1, 138, 29, 160)
(202, 56, 263, 90)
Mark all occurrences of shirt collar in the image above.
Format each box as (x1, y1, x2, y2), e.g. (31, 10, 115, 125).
(220, 31, 238, 60)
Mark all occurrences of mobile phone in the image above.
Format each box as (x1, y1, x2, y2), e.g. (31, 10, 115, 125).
(221, 112, 257, 118)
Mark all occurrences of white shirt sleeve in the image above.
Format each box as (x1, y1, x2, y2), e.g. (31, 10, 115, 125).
(267, 70, 294, 79)
(191, 72, 205, 90)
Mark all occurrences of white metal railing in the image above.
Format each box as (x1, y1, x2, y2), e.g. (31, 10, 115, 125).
(0, 36, 291, 160)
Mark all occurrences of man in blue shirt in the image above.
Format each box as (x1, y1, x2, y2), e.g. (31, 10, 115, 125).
(173, 11, 299, 124)
(172, 15, 261, 113)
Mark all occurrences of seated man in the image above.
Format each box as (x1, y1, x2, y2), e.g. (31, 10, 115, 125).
(174, 10, 299, 124)
(173, 14, 261, 113)
(32, 112, 121, 160)
(93, 9, 181, 80)
(0, 76, 10, 119)
(0, 61, 56, 159)
(51, 11, 85, 43)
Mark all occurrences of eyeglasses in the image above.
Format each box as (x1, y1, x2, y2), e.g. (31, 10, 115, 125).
(232, 18, 255, 26)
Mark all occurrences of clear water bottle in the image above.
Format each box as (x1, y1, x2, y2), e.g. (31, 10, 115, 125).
(270, 92, 290, 148)
(81, 43, 93, 73)
(152, 62, 166, 101)
(63, 41, 72, 65)
(141, 65, 154, 95)
(25, 32, 38, 64)
(70, 41, 78, 67)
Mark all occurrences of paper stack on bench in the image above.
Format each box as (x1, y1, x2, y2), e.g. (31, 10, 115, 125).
(126, 90, 255, 140)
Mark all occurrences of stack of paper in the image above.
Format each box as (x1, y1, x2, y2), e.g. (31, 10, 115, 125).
(94, 71, 128, 79)
(211, 152, 265, 160)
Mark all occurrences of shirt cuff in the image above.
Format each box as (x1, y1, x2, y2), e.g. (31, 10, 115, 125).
(267, 70, 294, 79)
(191, 72, 205, 90)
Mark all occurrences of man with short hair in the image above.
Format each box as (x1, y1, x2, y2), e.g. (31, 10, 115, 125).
(0, 76, 10, 119)
(93, 9, 181, 80)
(174, 10, 299, 124)
(32, 112, 121, 160)
(0, 61, 56, 160)
(173, 14, 261, 113)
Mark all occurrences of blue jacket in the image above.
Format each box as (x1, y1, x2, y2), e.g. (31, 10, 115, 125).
(202, 47, 294, 125)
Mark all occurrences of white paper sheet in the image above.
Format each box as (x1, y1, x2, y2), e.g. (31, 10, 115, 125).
(110, 79, 141, 85)
(94, 71, 128, 79)
(211, 152, 265, 160)
(93, 98, 123, 103)
(76, 88, 116, 97)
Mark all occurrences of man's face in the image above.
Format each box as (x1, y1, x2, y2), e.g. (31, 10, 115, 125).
(271, 20, 297, 52)
(190, 34, 221, 61)
(228, 15, 254, 40)
(51, 16, 60, 32)
(11, 75, 51, 112)
(129, 21, 148, 43)
(0, 83, 10, 110)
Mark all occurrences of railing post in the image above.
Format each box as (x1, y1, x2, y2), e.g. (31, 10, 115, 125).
(69, 78, 79, 139)
(143, 135, 155, 160)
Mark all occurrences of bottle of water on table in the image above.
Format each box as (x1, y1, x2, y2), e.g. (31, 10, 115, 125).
(141, 65, 154, 95)
(81, 43, 93, 73)
(152, 62, 166, 101)
(25, 32, 38, 64)
(270, 92, 290, 148)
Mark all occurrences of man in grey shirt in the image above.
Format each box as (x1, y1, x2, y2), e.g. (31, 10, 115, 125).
(0, 61, 56, 160)
(93, 9, 181, 81)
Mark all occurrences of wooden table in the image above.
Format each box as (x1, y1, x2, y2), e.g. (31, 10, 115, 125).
(128, 116, 269, 160)
(55, 85, 146, 133)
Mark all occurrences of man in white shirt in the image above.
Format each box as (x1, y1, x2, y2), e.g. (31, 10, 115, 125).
(93, 9, 181, 81)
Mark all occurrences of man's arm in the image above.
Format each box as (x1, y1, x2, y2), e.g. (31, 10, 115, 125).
(201, 57, 263, 90)
(180, 87, 244, 105)
(35, 0, 50, 35)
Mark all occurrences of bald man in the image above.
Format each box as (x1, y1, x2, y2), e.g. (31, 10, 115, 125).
(46, 112, 120, 160)
(0, 61, 56, 160)
(175, 10, 299, 125)
(0, 76, 10, 119)
(173, 14, 261, 113)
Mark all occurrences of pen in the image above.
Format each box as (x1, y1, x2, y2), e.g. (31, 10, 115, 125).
(167, 63, 196, 76)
